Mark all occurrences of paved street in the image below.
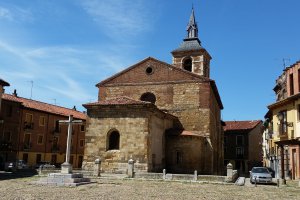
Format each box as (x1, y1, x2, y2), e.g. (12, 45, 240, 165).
(0, 175, 299, 200)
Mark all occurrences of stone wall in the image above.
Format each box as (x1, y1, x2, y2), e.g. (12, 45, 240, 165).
(166, 135, 206, 174)
(99, 82, 212, 132)
(83, 105, 174, 173)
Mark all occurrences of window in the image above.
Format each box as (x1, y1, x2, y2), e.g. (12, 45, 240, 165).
(24, 134, 31, 149)
(80, 125, 85, 132)
(107, 130, 120, 150)
(79, 139, 85, 148)
(236, 135, 244, 146)
(25, 113, 33, 123)
(183, 58, 192, 72)
(37, 135, 43, 144)
(140, 92, 156, 104)
(39, 116, 45, 126)
(146, 66, 154, 75)
(236, 147, 244, 157)
(290, 73, 294, 95)
(278, 110, 287, 135)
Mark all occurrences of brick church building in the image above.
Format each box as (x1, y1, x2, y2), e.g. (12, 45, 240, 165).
(83, 9, 224, 175)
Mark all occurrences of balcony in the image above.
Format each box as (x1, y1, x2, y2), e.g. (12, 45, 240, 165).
(24, 122, 34, 131)
(51, 145, 60, 153)
(23, 143, 32, 150)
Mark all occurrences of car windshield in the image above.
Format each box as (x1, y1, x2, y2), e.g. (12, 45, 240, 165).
(252, 168, 269, 173)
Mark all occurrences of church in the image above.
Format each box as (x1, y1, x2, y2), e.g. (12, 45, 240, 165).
(82, 9, 224, 175)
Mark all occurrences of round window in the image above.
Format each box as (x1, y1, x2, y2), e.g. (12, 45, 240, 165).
(146, 67, 153, 75)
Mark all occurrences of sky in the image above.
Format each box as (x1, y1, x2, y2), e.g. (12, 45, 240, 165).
(0, 0, 300, 121)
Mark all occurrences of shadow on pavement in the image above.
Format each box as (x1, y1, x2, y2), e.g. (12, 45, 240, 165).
(0, 169, 37, 180)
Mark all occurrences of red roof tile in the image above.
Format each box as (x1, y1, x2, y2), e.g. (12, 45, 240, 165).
(166, 128, 204, 137)
(223, 120, 261, 131)
(83, 96, 151, 107)
(2, 94, 86, 120)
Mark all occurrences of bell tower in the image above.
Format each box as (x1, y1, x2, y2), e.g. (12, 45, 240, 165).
(171, 8, 211, 78)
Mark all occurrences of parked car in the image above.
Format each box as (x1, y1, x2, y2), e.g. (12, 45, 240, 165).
(35, 161, 55, 169)
(5, 162, 15, 171)
(250, 167, 273, 184)
(16, 160, 28, 169)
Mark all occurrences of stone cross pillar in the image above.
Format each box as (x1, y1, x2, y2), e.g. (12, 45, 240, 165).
(128, 159, 135, 178)
(59, 115, 83, 174)
(93, 158, 101, 177)
(226, 163, 233, 182)
(193, 170, 198, 181)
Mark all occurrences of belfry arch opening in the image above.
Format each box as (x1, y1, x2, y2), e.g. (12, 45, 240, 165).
(107, 130, 120, 150)
(183, 58, 192, 72)
(140, 92, 156, 104)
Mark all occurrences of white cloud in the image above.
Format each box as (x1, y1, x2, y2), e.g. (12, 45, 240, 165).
(0, 5, 33, 22)
(0, 7, 13, 20)
(79, 0, 155, 38)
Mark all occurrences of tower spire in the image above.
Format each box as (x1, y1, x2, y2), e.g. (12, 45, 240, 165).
(186, 7, 198, 39)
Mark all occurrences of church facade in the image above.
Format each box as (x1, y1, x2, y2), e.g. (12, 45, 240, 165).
(83, 9, 224, 175)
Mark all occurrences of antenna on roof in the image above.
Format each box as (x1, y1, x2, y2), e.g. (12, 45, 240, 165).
(282, 58, 290, 69)
(27, 80, 33, 99)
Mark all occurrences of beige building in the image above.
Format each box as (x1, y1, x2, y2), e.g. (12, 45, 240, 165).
(266, 60, 300, 180)
(83, 9, 224, 175)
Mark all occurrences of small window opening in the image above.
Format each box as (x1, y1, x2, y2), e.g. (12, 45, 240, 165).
(140, 92, 156, 104)
(183, 58, 192, 72)
(146, 67, 153, 74)
(108, 131, 120, 150)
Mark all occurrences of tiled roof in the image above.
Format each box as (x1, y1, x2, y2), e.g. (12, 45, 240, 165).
(171, 38, 203, 53)
(0, 78, 10, 86)
(166, 128, 203, 137)
(223, 120, 262, 131)
(83, 96, 151, 107)
(2, 94, 86, 120)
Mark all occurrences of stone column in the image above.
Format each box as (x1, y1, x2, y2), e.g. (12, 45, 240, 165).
(128, 159, 134, 178)
(93, 158, 101, 177)
(226, 163, 233, 182)
(193, 170, 197, 181)
(163, 169, 166, 180)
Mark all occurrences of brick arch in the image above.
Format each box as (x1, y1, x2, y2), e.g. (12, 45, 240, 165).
(107, 129, 120, 151)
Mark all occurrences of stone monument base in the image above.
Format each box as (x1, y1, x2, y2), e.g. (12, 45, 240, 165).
(37, 173, 94, 186)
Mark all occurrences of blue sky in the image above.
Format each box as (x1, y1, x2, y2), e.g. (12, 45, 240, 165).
(0, 0, 300, 121)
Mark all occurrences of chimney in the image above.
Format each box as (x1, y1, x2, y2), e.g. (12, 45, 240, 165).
(13, 89, 18, 97)
(73, 106, 76, 111)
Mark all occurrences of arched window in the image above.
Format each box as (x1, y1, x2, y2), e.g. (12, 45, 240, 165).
(140, 92, 156, 104)
(183, 58, 192, 72)
(107, 130, 120, 150)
